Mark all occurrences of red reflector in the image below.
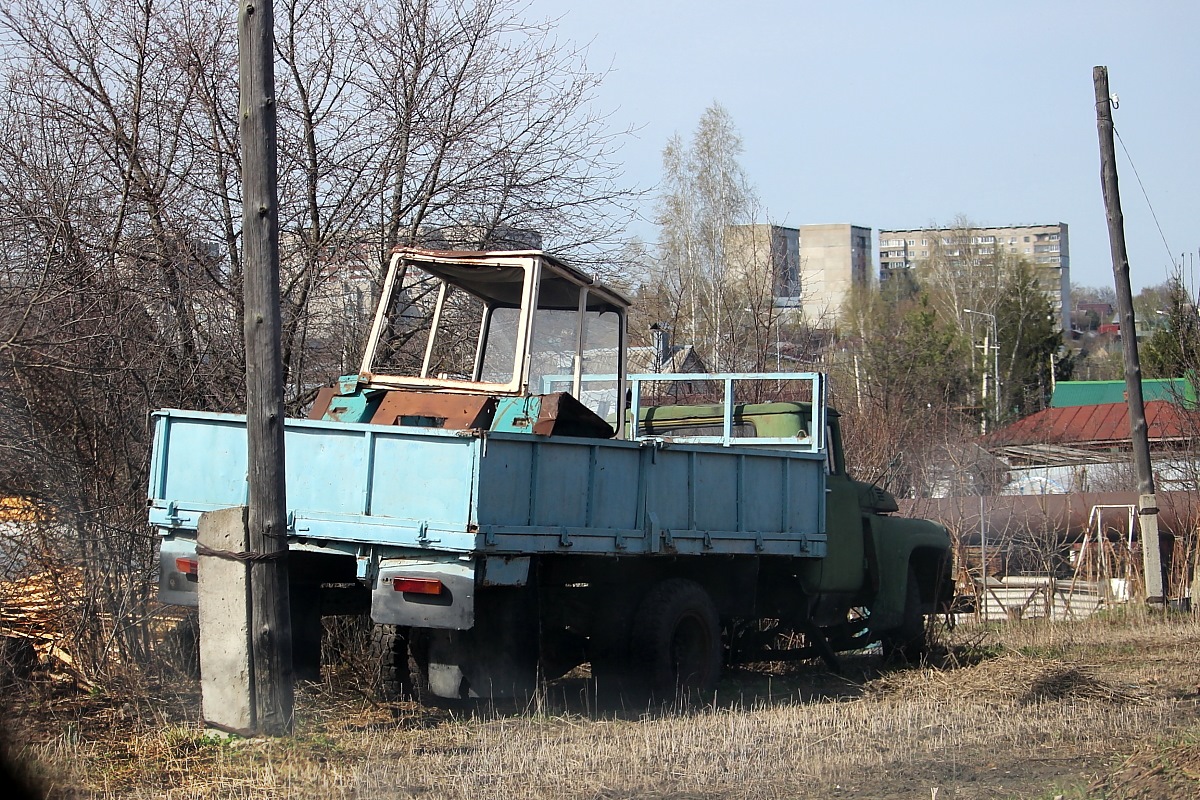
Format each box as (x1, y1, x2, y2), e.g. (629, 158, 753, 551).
(393, 577, 444, 595)
(176, 557, 198, 575)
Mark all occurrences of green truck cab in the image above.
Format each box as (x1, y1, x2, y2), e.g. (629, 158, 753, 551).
(638, 398, 954, 664)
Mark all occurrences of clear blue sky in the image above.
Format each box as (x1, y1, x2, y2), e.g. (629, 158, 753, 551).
(532, 0, 1199, 292)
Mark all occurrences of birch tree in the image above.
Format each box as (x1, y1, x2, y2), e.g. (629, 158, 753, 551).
(653, 103, 781, 371)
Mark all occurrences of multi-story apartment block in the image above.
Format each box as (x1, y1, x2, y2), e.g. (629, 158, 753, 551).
(727, 222, 873, 326)
(798, 223, 873, 324)
(878, 222, 1071, 330)
(725, 223, 801, 305)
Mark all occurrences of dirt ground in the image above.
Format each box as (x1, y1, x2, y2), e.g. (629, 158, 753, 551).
(3, 613, 1200, 799)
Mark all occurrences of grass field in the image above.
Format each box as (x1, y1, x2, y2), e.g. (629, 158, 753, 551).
(4, 611, 1200, 799)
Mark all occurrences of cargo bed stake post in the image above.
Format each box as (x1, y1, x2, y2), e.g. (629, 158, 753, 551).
(239, 0, 294, 734)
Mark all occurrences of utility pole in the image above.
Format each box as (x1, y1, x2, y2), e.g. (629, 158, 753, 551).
(964, 309, 1000, 434)
(240, 0, 294, 732)
(1093, 65, 1164, 605)
(979, 330, 989, 436)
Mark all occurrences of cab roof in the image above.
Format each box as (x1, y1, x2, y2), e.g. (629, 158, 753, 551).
(392, 247, 630, 313)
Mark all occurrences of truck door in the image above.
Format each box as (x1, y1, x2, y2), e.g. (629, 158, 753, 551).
(815, 422, 864, 595)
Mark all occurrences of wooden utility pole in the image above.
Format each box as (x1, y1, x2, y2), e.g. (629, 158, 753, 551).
(1093, 65, 1165, 604)
(240, 0, 294, 732)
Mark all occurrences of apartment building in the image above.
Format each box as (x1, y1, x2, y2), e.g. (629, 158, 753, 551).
(727, 223, 873, 326)
(878, 222, 1070, 330)
(799, 223, 873, 324)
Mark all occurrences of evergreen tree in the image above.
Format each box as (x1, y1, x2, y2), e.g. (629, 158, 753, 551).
(1142, 277, 1200, 380)
(995, 262, 1061, 419)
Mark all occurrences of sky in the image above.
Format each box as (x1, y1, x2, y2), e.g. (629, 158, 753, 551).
(529, 0, 1199, 292)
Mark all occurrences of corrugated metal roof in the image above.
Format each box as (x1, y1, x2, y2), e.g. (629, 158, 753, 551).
(985, 400, 1200, 448)
(1050, 379, 1195, 408)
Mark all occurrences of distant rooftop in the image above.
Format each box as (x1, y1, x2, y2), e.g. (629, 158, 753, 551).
(984, 400, 1200, 454)
(1050, 379, 1196, 409)
(879, 222, 1068, 233)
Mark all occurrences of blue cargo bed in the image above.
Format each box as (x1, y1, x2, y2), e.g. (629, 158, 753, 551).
(148, 409, 828, 558)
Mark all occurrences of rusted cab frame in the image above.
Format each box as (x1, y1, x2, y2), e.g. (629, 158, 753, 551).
(356, 247, 630, 435)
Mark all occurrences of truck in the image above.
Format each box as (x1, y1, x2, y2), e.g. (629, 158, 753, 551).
(150, 246, 953, 704)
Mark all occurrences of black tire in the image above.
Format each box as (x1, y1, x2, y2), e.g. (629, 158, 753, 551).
(0, 636, 37, 687)
(631, 578, 722, 703)
(370, 623, 415, 701)
(405, 627, 437, 705)
(588, 592, 644, 707)
(881, 567, 928, 664)
(290, 585, 324, 683)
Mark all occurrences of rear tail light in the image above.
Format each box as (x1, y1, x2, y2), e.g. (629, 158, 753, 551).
(393, 577, 444, 595)
(176, 557, 199, 576)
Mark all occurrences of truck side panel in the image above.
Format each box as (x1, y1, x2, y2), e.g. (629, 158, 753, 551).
(643, 448, 825, 541)
(150, 410, 481, 551)
(476, 439, 827, 556)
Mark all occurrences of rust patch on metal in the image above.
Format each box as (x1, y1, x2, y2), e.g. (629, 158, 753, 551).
(371, 391, 497, 430)
(307, 387, 338, 420)
(533, 392, 616, 438)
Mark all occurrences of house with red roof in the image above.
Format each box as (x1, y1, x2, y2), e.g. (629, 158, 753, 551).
(984, 400, 1200, 475)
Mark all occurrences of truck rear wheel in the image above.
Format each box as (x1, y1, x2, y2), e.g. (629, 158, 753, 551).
(631, 579, 722, 703)
(370, 623, 415, 701)
(159, 612, 200, 680)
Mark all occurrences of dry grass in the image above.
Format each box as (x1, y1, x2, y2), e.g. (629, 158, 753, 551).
(5, 611, 1200, 799)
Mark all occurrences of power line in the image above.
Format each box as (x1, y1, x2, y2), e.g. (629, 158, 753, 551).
(1113, 125, 1177, 271)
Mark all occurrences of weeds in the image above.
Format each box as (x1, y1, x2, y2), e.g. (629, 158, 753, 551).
(2, 614, 1200, 799)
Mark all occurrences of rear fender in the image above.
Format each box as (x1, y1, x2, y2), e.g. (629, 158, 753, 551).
(371, 557, 476, 629)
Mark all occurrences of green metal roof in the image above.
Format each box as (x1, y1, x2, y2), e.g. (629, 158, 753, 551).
(1050, 378, 1196, 409)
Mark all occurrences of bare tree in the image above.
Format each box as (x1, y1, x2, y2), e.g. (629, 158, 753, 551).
(914, 216, 1008, 337)
(267, 0, 639, 399)
(0, 0, 252, 674)
(0, 0, 637, 679)
(832, 284, 975, 497)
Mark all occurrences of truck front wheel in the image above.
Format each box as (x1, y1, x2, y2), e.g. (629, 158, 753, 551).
(631, 579, 722, 703)
(880, 567, 928, 664)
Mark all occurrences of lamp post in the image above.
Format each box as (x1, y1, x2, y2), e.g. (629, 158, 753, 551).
(964, 309, 1000, 428)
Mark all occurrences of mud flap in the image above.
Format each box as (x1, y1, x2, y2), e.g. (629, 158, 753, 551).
(372, 558, 475, 630)
(419, 584, 540, 701)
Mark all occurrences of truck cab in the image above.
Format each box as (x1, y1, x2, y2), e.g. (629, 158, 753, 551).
(309, 247, 630, 438)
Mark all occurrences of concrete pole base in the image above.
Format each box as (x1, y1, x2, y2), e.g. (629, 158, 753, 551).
(198, 506, 255, 736)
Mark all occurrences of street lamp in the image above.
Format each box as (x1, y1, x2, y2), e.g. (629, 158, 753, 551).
(964, 309, 1000, 428)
